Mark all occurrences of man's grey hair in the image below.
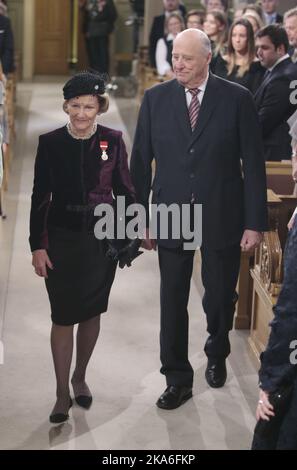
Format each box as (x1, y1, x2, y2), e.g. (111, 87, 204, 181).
(284, 7, 297, 22)
(175, 29, 212, 56)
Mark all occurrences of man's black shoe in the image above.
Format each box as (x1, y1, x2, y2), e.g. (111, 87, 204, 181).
(205, 359, 227, 388)
(156, 385, 193, 410)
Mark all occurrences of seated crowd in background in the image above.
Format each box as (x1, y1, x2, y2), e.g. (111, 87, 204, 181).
(148, 1, 297, 165)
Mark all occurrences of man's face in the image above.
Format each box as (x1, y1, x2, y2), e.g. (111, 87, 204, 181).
(256, 35, 282, 69)
(172, 34, 211, 88)
(285, 15, 297, 48)
(187, 15, 203, 30)
(262, 0, 278, 15)
(207, 0, 224, 12)
(163, 0, 179, 13)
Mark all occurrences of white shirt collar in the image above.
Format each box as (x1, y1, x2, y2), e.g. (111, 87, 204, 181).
(184, 72, 209, 107)
(268, 54, 290, 72)
(185, 72, 209, 95)
(166, 33, 175, 41)
(264, 12, 277, 23)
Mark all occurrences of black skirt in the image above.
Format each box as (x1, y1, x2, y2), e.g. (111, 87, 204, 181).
(45, 227, 117, 326)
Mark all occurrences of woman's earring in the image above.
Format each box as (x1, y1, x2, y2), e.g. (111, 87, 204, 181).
(63, 102, 69, 114)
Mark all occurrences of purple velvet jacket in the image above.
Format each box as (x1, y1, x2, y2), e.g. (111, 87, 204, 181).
(29, 125, 136, 252)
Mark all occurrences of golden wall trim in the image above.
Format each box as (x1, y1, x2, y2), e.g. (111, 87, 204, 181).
(23, 0, 35, 80)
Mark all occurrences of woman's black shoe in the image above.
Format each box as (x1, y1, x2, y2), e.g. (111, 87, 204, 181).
(49, 398, 73, 424)
(75, 395, 93, 409)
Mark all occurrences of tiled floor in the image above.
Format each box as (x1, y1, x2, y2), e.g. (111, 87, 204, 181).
(0, 79, 259, 450)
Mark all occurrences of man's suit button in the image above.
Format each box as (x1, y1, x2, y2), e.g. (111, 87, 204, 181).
(190, 173, 195, 179)
(189, 148, 194, 154)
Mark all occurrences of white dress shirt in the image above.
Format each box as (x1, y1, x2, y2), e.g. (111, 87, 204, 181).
(155, 33, 174, 76)
(185, 73, 209, 108)
(268, 54, 290, 72)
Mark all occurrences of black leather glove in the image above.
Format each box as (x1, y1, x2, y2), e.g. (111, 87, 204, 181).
(117, 238, 143, 268)
(105, 238, 143, 268)
(105, 239, 120, 262)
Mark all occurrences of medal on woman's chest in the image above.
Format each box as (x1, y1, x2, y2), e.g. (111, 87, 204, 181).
(100, 141, 109, 161)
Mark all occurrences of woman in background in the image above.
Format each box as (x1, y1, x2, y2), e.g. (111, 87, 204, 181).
(203, 9, 228, 72)
(214, 18, 265, 93)
(155, 12, 184, 78)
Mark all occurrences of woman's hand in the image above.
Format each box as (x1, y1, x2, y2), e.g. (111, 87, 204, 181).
(32, 249, 53, 278)
(256, 389, 275, 421)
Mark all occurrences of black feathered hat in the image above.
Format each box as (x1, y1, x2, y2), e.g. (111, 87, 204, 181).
(63, 71, 106, 100)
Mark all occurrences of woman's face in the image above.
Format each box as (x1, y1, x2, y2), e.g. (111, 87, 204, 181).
(187, 15, 203, 30)
(203, 14, 222, 38)
(66, 95, 99, 135)
(167, 17, 183, 36)
(231, 25, 248, 54)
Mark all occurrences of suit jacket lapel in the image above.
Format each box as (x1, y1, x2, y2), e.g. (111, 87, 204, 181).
(254, 71, 273, 102)
(189, 74, 219, 147)
(254, 58, 291, 102)
(172, 80, 192, 140)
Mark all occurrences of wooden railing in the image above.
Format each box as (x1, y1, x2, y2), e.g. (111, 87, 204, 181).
(137, 46, 171, 103)
(234, 161, 296, 331)
(248, 189, 296, 361)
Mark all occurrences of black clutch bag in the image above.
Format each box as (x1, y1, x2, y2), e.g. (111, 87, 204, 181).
(252, 383, 294, 450)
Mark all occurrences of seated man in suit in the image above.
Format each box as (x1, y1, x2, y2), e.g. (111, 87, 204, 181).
(149, 0, 186, 68)
(131, 28, 267, 410)
(254, 24, 297, 161)
(262, 0, 283, 25)
(284, 7, 297, 63)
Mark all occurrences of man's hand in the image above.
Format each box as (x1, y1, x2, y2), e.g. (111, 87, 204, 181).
(256, 389, 275, 421)
(32, 249, 53, 278)
(240, 229, 263, 252)
(141, 228, 157, 251)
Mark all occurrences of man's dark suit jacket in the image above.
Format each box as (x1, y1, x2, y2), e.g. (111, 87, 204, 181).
(0, 14, 14, 74)
(149, 5, 186, 68)
(254, 57, 297, 161)
(130, 74, 268, 249)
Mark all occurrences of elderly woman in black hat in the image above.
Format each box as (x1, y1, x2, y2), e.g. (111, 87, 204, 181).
(29, 71, 137, 424)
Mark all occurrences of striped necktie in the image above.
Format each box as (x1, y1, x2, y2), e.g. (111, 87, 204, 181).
(188, 89, 200, 131)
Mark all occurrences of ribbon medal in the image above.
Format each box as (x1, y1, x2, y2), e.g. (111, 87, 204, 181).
(100, 141, 109, 161)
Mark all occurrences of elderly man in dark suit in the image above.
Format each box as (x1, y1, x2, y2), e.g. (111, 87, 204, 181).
(149, 0, 186, 68)
(254, 24, 297, 161)
(131, 29, 268, 410)
(0, 11, 14, 75)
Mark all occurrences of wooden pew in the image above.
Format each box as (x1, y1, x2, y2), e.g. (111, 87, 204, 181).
(266, 160, 295, 195)
(234, 160, 295, 330)
(248, 189, 297, 362)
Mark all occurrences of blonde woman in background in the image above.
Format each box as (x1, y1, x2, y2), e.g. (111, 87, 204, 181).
(203, 9, 228, 71)
(243, 10, 265, 35)
(156, 12, 185, 77)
